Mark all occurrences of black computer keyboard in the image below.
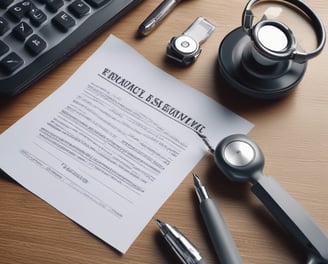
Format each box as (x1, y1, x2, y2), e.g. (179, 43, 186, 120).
(0, 0, 143, 102)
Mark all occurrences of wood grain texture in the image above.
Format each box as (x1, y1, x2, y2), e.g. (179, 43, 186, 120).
(1, 0, 328, 263)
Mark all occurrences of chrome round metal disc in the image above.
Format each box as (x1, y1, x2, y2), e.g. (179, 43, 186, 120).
(257, 24, 288, 52)
(224, 141, 255, 167)
(174, 35, 198, 54)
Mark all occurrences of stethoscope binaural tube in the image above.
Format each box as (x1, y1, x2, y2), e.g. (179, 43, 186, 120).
(242, 0, 326, 63)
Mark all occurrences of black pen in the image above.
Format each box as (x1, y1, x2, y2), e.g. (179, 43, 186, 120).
(193, 173, 243, 264)
(156, 219, 207, 264)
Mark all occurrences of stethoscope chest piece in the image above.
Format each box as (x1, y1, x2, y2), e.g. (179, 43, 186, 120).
(214, 134, 265, 182)
(212, 134, 328, 263)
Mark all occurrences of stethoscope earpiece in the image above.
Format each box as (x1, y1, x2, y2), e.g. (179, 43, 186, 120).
(218, 0, 326, 99)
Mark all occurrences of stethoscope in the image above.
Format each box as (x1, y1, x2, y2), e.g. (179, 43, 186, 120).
(218, 0, 326, 99)
(200, 133, 328, 263)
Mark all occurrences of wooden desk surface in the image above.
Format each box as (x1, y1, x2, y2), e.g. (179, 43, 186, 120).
(1, 1, 328, 263)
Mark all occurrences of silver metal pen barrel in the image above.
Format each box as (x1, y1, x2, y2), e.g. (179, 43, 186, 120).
(193, 174, 243, 264)
(156, 219, 207, 264)
(138, 0, 182, 36)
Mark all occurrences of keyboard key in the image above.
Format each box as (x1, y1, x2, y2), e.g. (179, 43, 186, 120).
(84, 0, 111, 8)
(7, 4, 26, 21)
(45, 0, 64, 12)
(12, 22, 33, 41)
(52, 11, 75, 32)
(28, 6, 47, 26)
(0, 52, 24, 73)
(0, 40, 9, 56)
(25, 34, 47, 55)
(69, 0, 90, 18)
(0, 17, 9, 35)
(19, 0, 33, 10)
(7, 0, 32, 21)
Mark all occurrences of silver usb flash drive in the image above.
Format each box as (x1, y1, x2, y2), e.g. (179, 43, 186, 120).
(166, 17, 216, 66)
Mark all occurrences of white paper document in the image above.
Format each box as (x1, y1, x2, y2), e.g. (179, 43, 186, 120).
(0, 35, 253, 253)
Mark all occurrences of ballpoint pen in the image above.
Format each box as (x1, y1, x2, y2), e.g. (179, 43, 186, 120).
(156, 219, 207, 264)
(193, 173, 243, 264)
(138, 0, 183, 36)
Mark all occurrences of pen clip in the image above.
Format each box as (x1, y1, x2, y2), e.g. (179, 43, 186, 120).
(138, 0, 182, 36)
(156, 219, 204, 264)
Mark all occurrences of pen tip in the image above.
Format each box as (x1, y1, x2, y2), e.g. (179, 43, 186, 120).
(193, 173, 209, 202)
(192, 173, 201, 186)
(155, 219, 164, 227)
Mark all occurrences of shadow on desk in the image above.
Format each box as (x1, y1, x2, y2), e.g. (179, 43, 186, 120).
(0, 169, 16, 183)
